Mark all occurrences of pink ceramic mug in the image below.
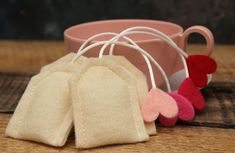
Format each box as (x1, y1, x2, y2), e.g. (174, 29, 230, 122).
(64, 19, 214, 86)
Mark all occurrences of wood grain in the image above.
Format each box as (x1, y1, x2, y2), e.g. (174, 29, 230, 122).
(0, 72, 33, 113)
(1, 114, 235, 153)
(0, 40, 66, 73)
(0, 41, 235, 152)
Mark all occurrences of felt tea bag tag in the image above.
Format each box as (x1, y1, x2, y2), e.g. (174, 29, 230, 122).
(134, 50, 195, 126)
(137, 48, 195, 126)
(70, 58, 149, 148)
(186, 55, 217, 88)
(5, 62, 84, 147)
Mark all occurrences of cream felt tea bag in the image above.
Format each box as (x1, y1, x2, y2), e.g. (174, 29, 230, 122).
(74, 32, 158, 136)
(70, 58, 149, 148)
(5, 56, 86, 147)
(102, 55, 156, 135)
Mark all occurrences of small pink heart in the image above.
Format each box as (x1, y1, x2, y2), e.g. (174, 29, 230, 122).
(169, 92, 195, 121)
(178, 78, 206, 111)
(141, 88, 178, 122)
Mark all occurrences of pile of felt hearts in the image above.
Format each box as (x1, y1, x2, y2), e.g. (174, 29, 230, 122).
(141, 54, 217, 127)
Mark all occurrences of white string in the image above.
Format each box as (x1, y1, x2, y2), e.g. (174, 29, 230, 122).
(100, 30, 187, 91)
(71, 32, 157, 88)
(104, 27, 189, 77)
(72, 32, 115, 63)
(120, 27, 189, 77)
(111, 26, 188, 57)
(73, 40, 172, 92)
(71, 26, 192, 91)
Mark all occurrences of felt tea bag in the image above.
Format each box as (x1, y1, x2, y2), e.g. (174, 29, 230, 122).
(75, 33, 157, 136)
(102, 55, 156, 135)
(5, 56, 86, 147)
(70, 58, 149, 148)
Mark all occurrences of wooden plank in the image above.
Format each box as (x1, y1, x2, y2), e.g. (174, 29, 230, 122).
(0, 72, 33, 112)
(0, 40, 66, 73)
(1, 114, 235, 153)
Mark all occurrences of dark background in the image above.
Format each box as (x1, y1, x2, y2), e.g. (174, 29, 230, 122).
(0, 0, 235, 43)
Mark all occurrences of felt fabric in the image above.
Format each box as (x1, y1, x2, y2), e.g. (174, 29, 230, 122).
(178, 78, 206, 111)
(186, 55, 217, 88)
(102, 56, 156, 135)
(159, 92, 195, 127)
(5, 63, 80, 147)
(70, 58, 149, 148)
(169, 92, 195, 121)
(40, 53, 87, 72)
(159, 115, 178, 127)
(141, 88, 178, 122)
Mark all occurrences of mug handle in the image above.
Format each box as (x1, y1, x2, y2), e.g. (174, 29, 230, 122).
(179, 25, 214, 56)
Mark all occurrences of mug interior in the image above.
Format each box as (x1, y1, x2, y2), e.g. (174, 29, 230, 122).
(65, 19, 183, 43)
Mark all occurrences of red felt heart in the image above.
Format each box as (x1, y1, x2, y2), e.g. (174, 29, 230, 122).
(159, 115, 178, 127)
(186, 55, 217, 87)
(178, 77, 206, 111)
(141, 88, 178, 122)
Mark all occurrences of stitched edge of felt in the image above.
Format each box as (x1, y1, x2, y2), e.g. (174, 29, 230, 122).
(5, 63, 77, 146)
(70, 58, 149, 148)
(103, 55, 156, 135)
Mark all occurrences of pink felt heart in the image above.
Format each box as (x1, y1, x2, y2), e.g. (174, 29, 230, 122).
(158, 92, 195, 127)
(141, 88, 178, 122)
(169, 92, 195, 121)
(178, 78, 206, 111)
(186, 55, 217, 87)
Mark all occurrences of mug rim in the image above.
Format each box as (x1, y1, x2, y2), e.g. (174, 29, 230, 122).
(64, 19, 184, 44)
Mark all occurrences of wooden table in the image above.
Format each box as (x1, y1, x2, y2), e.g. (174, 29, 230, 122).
(0, 41, 235, 153)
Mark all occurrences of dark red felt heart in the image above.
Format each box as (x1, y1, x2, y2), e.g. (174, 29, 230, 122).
(159, 115, 178, 127)
(178, 77, 206, 111)
(186, 55, 217, 87)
